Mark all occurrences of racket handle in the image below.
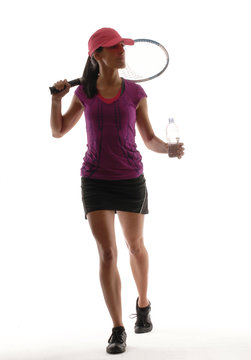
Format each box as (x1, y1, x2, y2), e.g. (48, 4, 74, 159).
(49, 78, 82, 94)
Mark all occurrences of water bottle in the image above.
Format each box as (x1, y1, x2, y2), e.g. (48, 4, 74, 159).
(166, 118, 180, 144)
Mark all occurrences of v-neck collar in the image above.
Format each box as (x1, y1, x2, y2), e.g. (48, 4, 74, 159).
(97, 78, 125, 104)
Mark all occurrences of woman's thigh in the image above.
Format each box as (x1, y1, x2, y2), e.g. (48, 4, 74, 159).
(87, 210, 117, 258)
(117, 211, 145, 252)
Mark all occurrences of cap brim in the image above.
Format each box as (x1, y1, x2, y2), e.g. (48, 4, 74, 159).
(122, 38, 134, 45)
(102, 37, 134, 47)
(89, 37, 134, 56)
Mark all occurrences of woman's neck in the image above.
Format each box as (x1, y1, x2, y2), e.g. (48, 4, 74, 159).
(97, 69, 122, 89)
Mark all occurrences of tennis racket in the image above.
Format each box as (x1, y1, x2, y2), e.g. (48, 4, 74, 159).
(49, 39, 169, 94)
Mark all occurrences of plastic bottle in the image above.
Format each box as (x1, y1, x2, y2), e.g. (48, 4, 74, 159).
(166, 118, 180, 144)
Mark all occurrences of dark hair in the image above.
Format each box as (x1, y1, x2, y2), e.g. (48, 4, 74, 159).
(82, 47, 103, 98)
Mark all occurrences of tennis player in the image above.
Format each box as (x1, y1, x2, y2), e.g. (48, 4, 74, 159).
(50, 27, 184, 354)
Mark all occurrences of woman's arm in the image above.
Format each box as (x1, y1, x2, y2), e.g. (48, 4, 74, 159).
(50, 80, 84, 138)
(136, 97, 185, 158)
(136, 97, 168, 153)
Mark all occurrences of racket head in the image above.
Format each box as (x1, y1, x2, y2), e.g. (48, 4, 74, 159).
(119, 39, 169, 82)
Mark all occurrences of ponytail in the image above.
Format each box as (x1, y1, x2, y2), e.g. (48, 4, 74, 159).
(82, 47, 103, 98)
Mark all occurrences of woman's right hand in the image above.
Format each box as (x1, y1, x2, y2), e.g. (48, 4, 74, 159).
(52, 79, 71, 100)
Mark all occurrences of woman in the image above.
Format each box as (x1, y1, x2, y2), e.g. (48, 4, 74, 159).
(50, 27, 184, 354)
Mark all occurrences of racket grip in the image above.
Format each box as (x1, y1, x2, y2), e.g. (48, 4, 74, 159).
(49, 78, 82, 94)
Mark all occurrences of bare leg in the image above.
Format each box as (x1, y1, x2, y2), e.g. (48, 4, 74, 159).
(87, 210, 124, 327)
(117, 211, 149, 308)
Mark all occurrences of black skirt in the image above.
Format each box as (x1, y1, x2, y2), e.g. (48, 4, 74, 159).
(81, 174, 149, 219)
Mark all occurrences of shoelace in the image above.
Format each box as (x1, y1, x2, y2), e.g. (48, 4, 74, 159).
(129, 313, 137, 319)
(129, 312, 151, 326)
(108, 330, 125, 344)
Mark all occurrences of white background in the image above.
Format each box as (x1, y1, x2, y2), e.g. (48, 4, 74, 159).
(1, 0, 251, 359)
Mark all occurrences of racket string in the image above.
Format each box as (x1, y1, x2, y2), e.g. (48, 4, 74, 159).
(120, 63, 144, 81)
(119, 39, 169, 82)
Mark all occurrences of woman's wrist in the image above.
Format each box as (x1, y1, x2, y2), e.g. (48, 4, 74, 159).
(51, 96, 62, 104)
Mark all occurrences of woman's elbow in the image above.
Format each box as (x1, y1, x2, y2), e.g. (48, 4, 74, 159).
(52, 130, 63, 138)
(144, 134, 155, 148)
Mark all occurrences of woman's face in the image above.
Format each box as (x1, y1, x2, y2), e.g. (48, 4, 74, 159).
(95, 42, 126, 69)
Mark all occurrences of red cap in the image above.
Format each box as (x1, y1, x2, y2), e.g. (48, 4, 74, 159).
(88, 27, 134, 56)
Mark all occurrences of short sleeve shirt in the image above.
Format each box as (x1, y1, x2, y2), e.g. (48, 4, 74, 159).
(75, 78, 147, 180)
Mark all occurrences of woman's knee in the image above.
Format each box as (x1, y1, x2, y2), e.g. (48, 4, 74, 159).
(98, 245, 117, 263)
(126, 236, 145, 256)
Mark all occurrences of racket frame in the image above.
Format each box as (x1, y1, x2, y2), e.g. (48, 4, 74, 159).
(126, 38, 169, 83)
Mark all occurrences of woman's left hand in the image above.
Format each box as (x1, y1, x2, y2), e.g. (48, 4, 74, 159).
(167, 142, 185, 159)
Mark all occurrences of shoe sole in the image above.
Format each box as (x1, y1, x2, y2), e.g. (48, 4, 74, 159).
(135, 325, 153, 333)
(106, 348, 126, 354)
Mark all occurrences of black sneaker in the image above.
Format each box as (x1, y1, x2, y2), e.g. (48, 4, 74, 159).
(130, 297, 153, 333)
(106, 326, 127, 354)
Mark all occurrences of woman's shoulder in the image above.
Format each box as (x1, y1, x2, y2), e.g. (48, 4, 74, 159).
(74, 84, 91, 106)
(124, 78, 144, 90)
(75, 84, 86, 98)
(123, 79, 147, 103)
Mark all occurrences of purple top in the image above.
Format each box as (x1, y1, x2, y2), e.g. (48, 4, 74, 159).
(74, 79, 147, 180)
